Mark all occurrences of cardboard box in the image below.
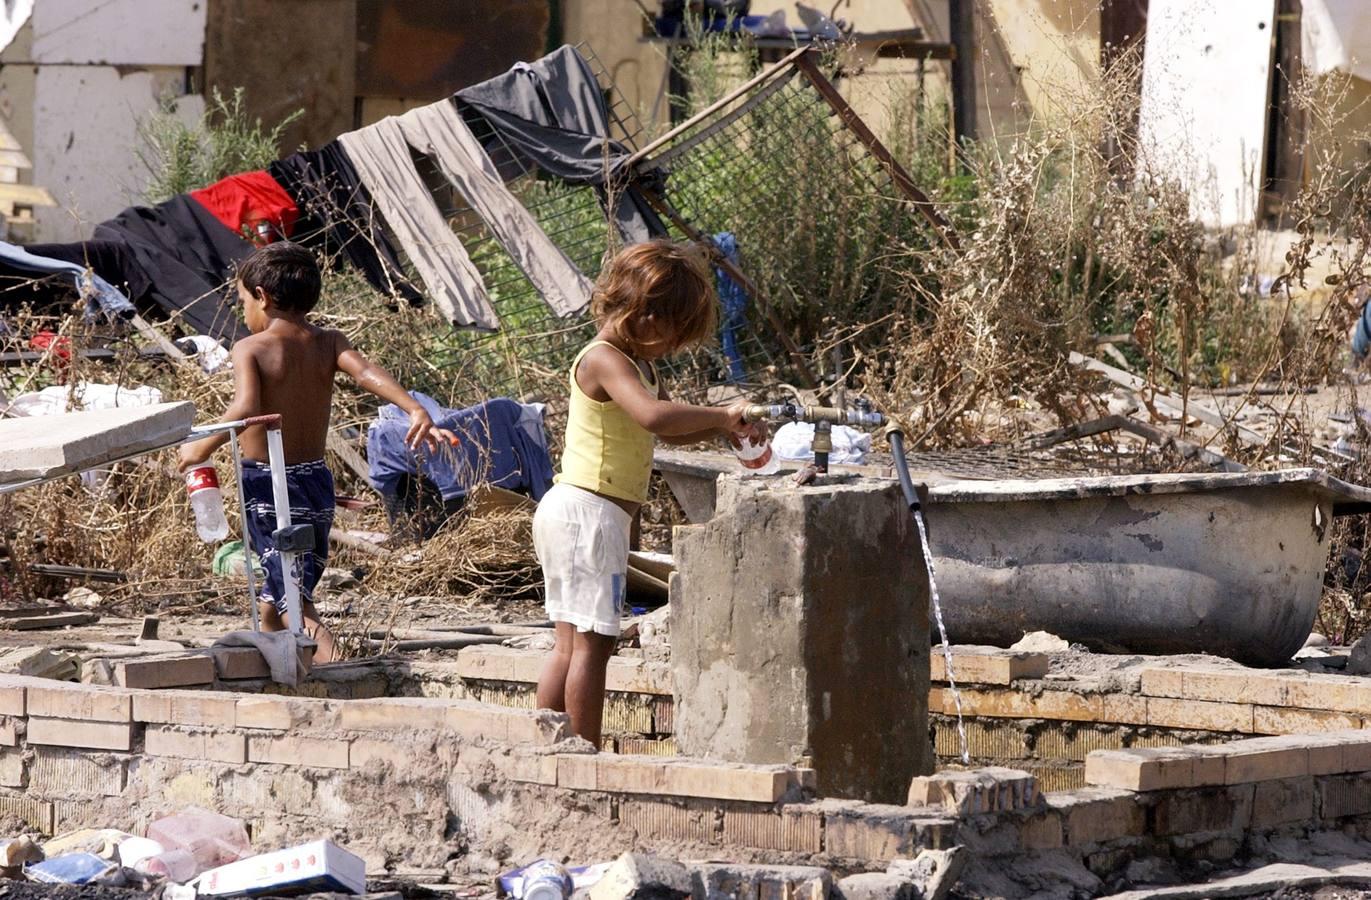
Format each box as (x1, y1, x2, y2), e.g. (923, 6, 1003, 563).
(197, 841, 364, 896)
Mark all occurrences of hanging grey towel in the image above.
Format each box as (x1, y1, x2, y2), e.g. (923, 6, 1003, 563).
(396, 101, 592, 317)
(340, 123, 500, 330)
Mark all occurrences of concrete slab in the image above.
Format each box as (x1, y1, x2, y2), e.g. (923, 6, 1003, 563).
(0, 401, 194, 484)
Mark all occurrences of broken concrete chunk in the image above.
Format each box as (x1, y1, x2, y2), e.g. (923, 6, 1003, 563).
(1009, 631, 1070, 653)
(686, 862, 830, 900)
(0, 401, 194, 483)
(588, 852, 690, 900)
(834, 872, 920, 900)
(0, 646, 78, 680)
(886, 847, 968, 900)
(908, 767, 1039, 814)
(1347, 633, 1371, 675)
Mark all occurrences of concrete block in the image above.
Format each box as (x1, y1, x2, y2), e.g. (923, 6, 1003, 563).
(338, 697, 451, 731)
(658, 759, 797, 803)
(1152, 786, 1249, 836)
(1019, 811, 1064, 850)
(1252, 776, 1315, 827)
(28, 747, 124, 795)
(955, 687, 1102, 722)
(443, 701, 567, 745)
(210, 647, 271, 680)
(0, 678, 27, 717)
(834, 872, 920, 900)
(672, 476, 930, 803)
(113, 654, 214, 689)
(596, 754, 666, 793)
(588, 852, 691, 900)
(1048, 787, 1146, 846)
(349, 737, 431, 772)
(1222, 735, 1312, 784)
(1146, 697, 1254, 733)
(234, 696, 331, 730)
(489, 750, 558, 786)
(27, 682, 131, 722)
(930, 647, 1049, 685)
(145, 726, 246, 764)
(0, 751, 22, 788)
(452, 646, 520, 681)
(1137, 667, 1185, 698)
(1182, 668, 1292, 707)
(823, 801, 955, 860)
(27, 716, 131, 751)
(0, 401, 194, 482)
(556, 753, 597, 790)
(1100, 695, 1150, 726)
(1253, 705, 1362, 735)
(1085, 747, 1223, 792)
(246, 734, 349, 769)
(618, 797, 720, 844)
(132, 689, 236, 728)
(722, 806, 823, 853)
(1285, 677, 1371, 715)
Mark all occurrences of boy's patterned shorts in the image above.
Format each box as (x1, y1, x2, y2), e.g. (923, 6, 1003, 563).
(241, 459, 335, 618)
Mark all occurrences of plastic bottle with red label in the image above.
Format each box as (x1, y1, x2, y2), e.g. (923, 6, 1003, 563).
(184, 465, 230, 542)
(729, 425, 780, 475)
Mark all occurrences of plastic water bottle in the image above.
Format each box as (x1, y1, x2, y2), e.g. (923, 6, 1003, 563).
(134, 848, 198, 883)
(185, 465, 229, 542)
(730, 427, 781, 475)
(519, 860, 572, 900)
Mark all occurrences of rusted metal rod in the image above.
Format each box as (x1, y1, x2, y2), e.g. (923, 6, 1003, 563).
(793, 50, 960, 250)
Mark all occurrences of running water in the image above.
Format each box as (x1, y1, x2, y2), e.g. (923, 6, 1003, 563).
(912, 506, 970, 765)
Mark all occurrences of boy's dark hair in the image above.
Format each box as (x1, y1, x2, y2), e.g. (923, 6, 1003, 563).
(236, 242, 322, 313)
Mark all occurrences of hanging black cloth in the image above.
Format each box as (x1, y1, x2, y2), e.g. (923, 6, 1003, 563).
(91, 195, 253, 341)
(454, 45, 667, 243)
(268, 141, 422, 306)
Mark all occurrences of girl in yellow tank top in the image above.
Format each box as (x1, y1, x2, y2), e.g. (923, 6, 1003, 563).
(534, 239, 761, 747)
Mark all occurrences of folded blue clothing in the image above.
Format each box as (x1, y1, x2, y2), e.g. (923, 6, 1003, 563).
(366, 393, 554, 503)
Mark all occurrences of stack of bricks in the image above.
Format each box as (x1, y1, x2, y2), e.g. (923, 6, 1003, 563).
(0, 670, 853, 869)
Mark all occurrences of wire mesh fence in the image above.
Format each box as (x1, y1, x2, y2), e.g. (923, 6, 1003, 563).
(425, 44, 945, 412)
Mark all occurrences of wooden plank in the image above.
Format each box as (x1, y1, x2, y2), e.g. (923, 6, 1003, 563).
(7, 611, 98, 630)
(0, 183, 55, 206)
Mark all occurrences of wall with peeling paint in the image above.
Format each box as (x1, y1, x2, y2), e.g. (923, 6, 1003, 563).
(0, 0, 204, 241)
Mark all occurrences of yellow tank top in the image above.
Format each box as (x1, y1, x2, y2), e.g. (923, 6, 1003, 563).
(557, 341, 657, 504)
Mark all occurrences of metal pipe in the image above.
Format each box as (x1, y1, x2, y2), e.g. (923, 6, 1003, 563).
(265, 426, 304, 635)
(229, 429, 260, 633)
(744, 403, 885, 427)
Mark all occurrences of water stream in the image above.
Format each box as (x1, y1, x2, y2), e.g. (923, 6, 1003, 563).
(912, 506, 969, 765)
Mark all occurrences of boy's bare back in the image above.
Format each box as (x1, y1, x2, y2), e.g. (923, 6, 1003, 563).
(233, 321, 345, 465)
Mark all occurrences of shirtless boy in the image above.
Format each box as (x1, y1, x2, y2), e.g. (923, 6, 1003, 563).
(178, 242, 453, 660)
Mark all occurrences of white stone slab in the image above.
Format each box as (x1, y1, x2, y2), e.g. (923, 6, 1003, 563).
(0, 401, 194, 484)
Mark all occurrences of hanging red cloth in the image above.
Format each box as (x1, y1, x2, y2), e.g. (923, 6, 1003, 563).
(188, 171, 299, 246)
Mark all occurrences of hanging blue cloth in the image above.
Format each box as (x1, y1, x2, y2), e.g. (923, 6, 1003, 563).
(713, 232, 748, 383)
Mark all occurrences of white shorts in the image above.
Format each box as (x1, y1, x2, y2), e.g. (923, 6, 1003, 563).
(533, 483, 631, 637)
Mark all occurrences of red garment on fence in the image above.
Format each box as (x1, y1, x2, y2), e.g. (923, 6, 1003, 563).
(188, 170, 299, 245)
